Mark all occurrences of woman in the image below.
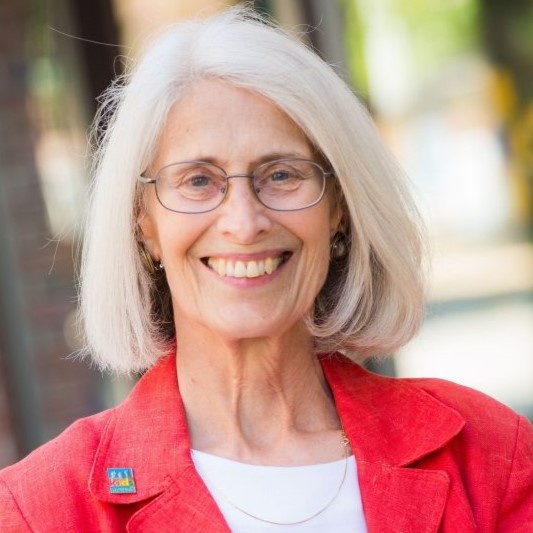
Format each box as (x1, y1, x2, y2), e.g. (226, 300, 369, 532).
(1, 7, 531, 532)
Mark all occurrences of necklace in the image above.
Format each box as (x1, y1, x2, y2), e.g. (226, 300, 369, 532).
(205, 430, 350, 526)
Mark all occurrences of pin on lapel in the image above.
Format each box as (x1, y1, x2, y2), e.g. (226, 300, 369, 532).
(107, 467, 136, 494)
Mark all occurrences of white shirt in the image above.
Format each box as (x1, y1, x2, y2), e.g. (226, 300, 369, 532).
(191, 450, 367, 532)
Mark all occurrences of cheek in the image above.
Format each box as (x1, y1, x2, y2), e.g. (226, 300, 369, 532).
(149, 207, 208, 262)
(294, 215, 332, 285)
(307, 207, 334, 251)
(158, 227, 195, 267)
(311, 214, 335, 281)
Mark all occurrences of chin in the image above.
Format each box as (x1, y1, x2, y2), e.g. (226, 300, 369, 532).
(208, 313, 293, 342)
(217, 324, 279, 342)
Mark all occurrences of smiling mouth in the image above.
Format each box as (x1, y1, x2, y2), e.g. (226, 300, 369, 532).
(202, 253, 291, 278)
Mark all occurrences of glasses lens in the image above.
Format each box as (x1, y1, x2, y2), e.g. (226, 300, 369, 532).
(156, 162, 226, 213)
(253, 159, 326, 211)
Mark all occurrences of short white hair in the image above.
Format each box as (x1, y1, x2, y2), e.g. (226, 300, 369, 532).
(80, 5, 425, 374)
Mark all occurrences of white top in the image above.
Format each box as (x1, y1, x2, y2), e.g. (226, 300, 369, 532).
(191, 450, 367, 532)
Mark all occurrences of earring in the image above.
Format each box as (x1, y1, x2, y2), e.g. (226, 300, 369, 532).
(330, 232, 349, 260)
(138, 242, 158, 274)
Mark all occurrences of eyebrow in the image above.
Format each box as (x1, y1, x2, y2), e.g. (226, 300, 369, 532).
(183, 151, 312, 167)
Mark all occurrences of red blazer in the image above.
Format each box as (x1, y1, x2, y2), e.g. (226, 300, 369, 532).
(1, 354, 532, 532)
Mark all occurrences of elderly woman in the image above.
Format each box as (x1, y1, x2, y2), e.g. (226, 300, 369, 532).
(1, 7, 532, 532)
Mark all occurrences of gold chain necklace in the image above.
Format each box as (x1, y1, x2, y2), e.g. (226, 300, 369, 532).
(208, 430, 350, 526)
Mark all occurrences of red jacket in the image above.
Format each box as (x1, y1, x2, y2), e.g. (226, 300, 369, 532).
(1, 354, 532, 532)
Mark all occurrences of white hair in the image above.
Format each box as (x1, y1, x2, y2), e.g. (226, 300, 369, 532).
(80, 5, 425, 374)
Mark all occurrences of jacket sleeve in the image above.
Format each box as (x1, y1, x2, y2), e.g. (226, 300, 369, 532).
(0, 479, 32, 532)
(496, 415, 533, 532)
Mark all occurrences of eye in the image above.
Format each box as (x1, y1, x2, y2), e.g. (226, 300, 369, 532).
(160, 163, 225, 200)
(188, 174, 213, 188)
(178, 171, 222, 197)
(258, 164, 303, 190)
(270, 169, 292, 181)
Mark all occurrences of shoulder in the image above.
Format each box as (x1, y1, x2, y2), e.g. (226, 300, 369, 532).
(405, 374, 523, 432)
(403, 376, 533, 469)
(324, 353, 525, 435)
(1, 408, 113, 482)
(322, 353, 532, 469)
(404, 376, 533, 529)
(0, 356, 175, 489)
(405, 374, 533, 464)
(0, 356, 180, 529)
(323, 355, 533, 528)
(0, 408, 115, 528)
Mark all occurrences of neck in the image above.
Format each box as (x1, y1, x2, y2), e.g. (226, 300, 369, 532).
(175, 321, 343, 465)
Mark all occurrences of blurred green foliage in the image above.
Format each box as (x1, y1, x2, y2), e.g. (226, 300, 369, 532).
(342, 0, 479, 94)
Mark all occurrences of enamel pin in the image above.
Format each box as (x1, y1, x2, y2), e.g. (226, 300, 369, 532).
(107, 467, 136, 494)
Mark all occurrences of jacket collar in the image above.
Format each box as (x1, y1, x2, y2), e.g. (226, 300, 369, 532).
(89, 353, 465, 531)
(320, 353, 465, 467)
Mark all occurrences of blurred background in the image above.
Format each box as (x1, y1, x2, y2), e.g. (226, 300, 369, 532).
(0, 0, 531, 467)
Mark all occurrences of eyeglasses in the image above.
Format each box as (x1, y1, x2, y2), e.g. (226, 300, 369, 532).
(138, 158, 333, 214)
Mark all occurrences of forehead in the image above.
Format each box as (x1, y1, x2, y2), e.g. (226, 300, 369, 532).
(152, 79, 313, 168)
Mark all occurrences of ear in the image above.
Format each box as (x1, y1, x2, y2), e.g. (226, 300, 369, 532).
(137, 209, 161, 261)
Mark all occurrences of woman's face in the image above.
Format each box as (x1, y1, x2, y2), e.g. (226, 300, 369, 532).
(139, 80, 341, 342)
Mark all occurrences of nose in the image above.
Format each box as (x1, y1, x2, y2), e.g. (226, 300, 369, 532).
(215, 177, 272, 243)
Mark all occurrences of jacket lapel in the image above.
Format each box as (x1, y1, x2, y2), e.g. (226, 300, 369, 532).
(126, 467, 230, 532)
(357, 462, 449, 532)
(321, 354, 465, 532)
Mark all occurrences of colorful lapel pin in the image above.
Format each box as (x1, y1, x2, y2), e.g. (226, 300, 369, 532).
(107, 467, 136, 494)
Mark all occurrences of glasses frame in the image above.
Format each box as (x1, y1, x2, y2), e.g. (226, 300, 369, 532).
(138, 158, 334, 214)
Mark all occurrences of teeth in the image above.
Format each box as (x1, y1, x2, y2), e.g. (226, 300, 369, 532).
(234, 261, 247, 278)
(226, 260, 234, 277)
(265, 257, 274, 275)
(217, 258, 226, 277)
(246, 261, 259, 277)
(207, 256, 284, 278)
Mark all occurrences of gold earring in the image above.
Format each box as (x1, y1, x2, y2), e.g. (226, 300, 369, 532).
(330, 232, 349, 260)
(138, 242, 157, 274)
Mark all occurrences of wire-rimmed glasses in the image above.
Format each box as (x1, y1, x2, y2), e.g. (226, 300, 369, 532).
(138, 158, 333, 214)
